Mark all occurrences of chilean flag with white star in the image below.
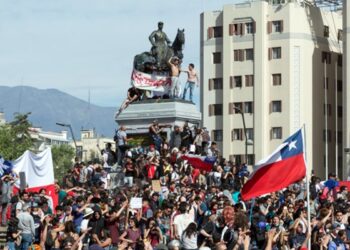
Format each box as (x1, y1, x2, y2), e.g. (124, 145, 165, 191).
(241, 129, 306, 201)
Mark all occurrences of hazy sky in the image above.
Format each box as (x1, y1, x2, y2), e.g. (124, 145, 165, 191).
(0, 0, 239, 107)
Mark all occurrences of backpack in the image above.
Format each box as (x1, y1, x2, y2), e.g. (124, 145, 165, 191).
(106, 150, 116, 166)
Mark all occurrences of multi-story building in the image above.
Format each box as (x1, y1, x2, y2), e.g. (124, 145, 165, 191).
(200, 0, 343, 178)
(343, 1, 350, 181)
(75, 129, 115, 162)
(28, 127, 70, 151)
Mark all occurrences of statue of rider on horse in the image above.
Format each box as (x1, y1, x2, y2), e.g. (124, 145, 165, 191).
(134, 22, 185, 73)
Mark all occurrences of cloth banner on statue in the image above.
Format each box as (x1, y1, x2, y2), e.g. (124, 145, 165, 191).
(131, 69, 172, 92)
(12, 148, 58, 211)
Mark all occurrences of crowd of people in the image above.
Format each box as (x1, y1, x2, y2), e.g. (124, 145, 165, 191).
(1, 123, 350, 250)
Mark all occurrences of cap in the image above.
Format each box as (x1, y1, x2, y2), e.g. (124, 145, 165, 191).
(83, 207, 94, 218)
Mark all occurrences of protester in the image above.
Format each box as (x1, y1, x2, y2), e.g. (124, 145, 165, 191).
(115, 86, 142, 118)
(182, 63, 199, 102)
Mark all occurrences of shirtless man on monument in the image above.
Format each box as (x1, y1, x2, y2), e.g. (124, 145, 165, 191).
(168, 57, 181, 98)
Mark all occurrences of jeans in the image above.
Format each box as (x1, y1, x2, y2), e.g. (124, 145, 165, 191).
(124, 176, 133, 187)
(20, 233, 32, 250)
(1, 203, 8, 225)
(151, 134, 162, 152)
(170, 76, 181, 98)
(7, 241, 16, 250)
(117, 145, 127, 166)
(182, 81, 195, 102)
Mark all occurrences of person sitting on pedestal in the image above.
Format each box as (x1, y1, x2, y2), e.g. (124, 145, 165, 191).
(115, 86, 141, 119)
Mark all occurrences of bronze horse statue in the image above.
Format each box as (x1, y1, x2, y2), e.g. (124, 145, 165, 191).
(134, 29, 185, 73)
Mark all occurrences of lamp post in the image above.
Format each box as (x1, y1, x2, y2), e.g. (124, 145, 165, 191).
(56, 122, 78, 157)
(233, 107, 248, 163)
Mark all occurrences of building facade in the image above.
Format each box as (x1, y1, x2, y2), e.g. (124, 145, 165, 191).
(343, 0, 350, 180)
(201, 0, 343, 178)
(75, 129, 115, 163)
(28, 127, 70, 151)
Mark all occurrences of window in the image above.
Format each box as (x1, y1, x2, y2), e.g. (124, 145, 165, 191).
(232, 76, 242, 88)
(322, 51, 331, 64)
(271, 100, 282, 112)
(246, 128, 254, 140)
(232, 129, 243, 141)
(213, 52, 221, 64)
(271, 127, 282, 139)
(323, 129, 331, 142)
(229, 102, 244, 114)
(209, 104, 223, 116)
(245, 49, 254, 60)
(230, 23, 244, 36)
(267, 20, 283, 34)
(213, 130, 223, 141)
(272, 47, 281, 59)
(338, 106, 343, 118)
(247, 154, 255, 165)
(234, 50, 244, 61)
(245, 75, 254, 87)
(213, 78, 223, 89)
(324, 25, 329, 38)
(244, 102, 253, 114)
(338, 54, 343, 67)
(269, 47, 282, 60)
(246, 22, 254, 34)
(338, 29, 343, 41)
(337, 80, 342, 92)
(272, 74, 282, 86)
(208, 78, 223, 90)
(213, 26, 223, 38)
(233, 102, 243, 113)
(232, 155, 242, 165)
(208, 26, 223, 39)
(272, 21, 283, 33)
(272, 0, 285, 4)
(324, 104, 331, 116)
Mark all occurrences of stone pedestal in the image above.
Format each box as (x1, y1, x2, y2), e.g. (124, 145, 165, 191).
(115, 99, 201, 146)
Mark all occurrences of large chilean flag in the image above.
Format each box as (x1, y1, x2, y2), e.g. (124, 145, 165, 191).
(12, 148, 58, 210)
(181, 154, 216, 172)
(241, 129, 306, 201)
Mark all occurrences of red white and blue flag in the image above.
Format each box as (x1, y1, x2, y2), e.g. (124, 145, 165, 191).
(241, 129, 306, 201)
(181, 154, 216, 172)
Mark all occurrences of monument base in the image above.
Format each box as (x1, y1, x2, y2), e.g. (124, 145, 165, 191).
(115, 99, 202, 147)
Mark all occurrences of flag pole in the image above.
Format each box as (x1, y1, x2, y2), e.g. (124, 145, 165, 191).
(303, 124, 311, 248)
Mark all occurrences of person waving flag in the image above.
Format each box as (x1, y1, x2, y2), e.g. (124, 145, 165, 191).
(241, 128, 306, 201)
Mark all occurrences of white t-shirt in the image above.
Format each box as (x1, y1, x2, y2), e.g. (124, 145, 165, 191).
(173, 213, 194, 238)
(100, 174, 111, 189)
(182, 233, 198, 249)
(80, 218, 89, 232)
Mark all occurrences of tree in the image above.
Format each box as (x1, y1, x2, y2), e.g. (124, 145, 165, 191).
(0, 113, 34, 160)
(51, 144, 75, 182)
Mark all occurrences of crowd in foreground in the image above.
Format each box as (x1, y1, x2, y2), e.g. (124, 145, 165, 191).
(1, 123, 350, 250)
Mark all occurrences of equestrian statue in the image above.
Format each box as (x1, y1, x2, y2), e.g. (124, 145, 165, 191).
(134, 21, 185, 73)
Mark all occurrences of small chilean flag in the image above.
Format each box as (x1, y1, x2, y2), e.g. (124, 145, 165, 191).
(241, 129, 306, 201)
(181, 154, 216, 172)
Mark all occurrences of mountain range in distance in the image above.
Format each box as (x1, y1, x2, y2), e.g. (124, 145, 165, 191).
(0, 86, 117, 138)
